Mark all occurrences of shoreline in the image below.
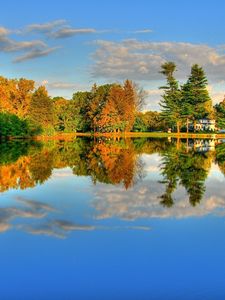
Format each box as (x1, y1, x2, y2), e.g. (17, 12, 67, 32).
(2, 132, 225, 141)
(33, 132, 225, 140)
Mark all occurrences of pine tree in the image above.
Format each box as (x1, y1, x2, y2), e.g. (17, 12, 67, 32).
(159, 62, 182, 133)
(182, 64, 213, 131)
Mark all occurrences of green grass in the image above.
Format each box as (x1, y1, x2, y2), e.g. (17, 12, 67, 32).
(33, 131, 225, 140)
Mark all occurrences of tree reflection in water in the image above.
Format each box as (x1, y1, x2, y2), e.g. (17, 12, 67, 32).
(0, 137, 224, 208)
(159, 139, 214, 207)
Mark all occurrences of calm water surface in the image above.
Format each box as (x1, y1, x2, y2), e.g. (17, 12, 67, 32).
(0, 137, 225, 299)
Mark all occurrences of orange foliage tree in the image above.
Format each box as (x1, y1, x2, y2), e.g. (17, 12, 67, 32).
(0, 76, 35, 118)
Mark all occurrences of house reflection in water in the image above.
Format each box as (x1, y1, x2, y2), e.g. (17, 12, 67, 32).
(193, 139, 216, 152)
(168, 138, 218, 153)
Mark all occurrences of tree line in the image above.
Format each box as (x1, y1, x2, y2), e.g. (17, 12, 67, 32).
(1, 64, 225, 137)
(160, 62, 225, 132)
(0, 76, 168, 137)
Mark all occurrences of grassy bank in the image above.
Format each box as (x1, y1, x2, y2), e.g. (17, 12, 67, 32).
(33, 132, 225, 140)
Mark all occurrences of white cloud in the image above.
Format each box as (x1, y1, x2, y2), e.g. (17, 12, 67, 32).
(24, 220, 95, 239)
(26, 19, 67, 34)
(25, 20, 96, 39)
(0, 196, 95, 238)
(0, 20, 97, 63)
(93, 182, 225, 220)
(0, 26, 10, 36)
(0, 24, 60, 63)
(3, 40, 47, 52)
(51, 27, 96, 39)
(13, 47, 59, 63)
(134, 29, 153, 34)
(92, 39, 225, 83)
(47, 81, 85, 90)
(207, 84, 224, 104)
(92, 155, 225, 221)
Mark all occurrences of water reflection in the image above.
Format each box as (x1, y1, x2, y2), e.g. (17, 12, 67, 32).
(0, 138, 148, 191)
(159, 141, 213, 207)
(0, 137, 225, 236)
(0, 137, 224, 193)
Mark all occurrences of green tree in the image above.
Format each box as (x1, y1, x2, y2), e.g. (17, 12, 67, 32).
(0, 112, 40, 137)
(133, 113, 148, 132)
(215, 96, 225, 129)
(28, 86, 54, 134)
(159, 62, 183, 133)
(72, 91, 91, 131)
(182, 64, 213, 131)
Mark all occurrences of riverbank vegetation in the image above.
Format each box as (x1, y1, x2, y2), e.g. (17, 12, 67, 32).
(0, 63, 225, 138)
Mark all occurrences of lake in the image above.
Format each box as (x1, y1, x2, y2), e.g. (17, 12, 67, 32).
(1, 137, 225, 299)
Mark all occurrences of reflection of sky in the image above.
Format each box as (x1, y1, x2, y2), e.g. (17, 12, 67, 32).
(0, 155, 225, 299)
(142, 153, 162, 180)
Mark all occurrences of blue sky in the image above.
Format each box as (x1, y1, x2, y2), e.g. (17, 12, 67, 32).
(1, 0, 225, 109)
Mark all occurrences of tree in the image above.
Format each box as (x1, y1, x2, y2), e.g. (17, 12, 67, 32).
(103, 84, 125, 131)
(159, 62, 183, 133)
(0, 77, 35, 118)
(16, 78, 35, 118)
(28, 86, 54, 133)
(53, 97, 85, 132)
(53, 97, 69, 131)
(72, 91, 91, 131)
(0, 112, 40, 137)
(215, 96, 225, 129)
(181, 64, 213, 131)
(96, 97, 121, 132)
(133, 113, 148, 132)
(122, 80, 136, 131)
(86, 84, 113, 132)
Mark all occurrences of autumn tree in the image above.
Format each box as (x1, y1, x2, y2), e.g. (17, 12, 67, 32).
(16, 78, 35, 117)
(122, 80, 136, 131)
(0, 77, 34, 118)
(96, 97, 121, 132)
(87, 84, 114, 132)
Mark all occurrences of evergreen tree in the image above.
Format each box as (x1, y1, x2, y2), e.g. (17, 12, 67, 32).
(159, 62, 183, 133)
(182, 64, 213, 131)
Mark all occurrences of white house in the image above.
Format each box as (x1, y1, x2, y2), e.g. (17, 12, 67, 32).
(195, 119, 216, 131)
